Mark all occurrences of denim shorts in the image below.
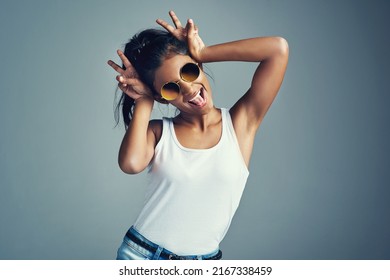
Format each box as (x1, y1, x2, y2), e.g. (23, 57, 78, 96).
(116, 226, 222, 260)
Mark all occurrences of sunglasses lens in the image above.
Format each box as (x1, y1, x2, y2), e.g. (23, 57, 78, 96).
(161, 82, 180, 100)
(180, 63, 200, 82)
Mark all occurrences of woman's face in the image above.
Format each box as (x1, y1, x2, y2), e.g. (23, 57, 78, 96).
(153, 54, 213, 115)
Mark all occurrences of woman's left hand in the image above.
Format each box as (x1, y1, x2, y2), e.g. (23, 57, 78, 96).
(156, 11, 206, 62)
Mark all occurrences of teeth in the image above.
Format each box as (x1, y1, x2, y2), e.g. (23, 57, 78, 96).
(189, 90, 201, 102)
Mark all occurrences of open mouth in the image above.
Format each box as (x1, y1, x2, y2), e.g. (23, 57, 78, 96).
(188, 88, 207, 107)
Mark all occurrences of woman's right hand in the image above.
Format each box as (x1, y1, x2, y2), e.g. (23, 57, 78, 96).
(107, 50, 153, 101)
(157, 11, 206, 63)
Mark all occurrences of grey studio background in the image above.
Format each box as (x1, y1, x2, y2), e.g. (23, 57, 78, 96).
(0, 0, 389, 260)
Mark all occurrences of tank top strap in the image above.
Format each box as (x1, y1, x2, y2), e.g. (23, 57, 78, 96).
(154, 117, 172, 154)
(221, 108, 249, 172)
(221, 108, 237, 142)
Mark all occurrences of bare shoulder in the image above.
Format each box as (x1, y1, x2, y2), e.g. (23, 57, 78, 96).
(148, 119, 163, 146)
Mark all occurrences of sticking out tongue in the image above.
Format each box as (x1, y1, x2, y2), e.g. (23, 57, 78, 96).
(189, 90, 206, 107)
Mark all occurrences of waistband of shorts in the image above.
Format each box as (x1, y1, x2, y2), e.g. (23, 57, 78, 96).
(126, 226, 222, 260)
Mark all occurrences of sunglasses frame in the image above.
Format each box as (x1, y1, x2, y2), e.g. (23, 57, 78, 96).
(160, 62, 201, 101)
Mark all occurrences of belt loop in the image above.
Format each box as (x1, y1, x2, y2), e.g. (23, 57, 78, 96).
(153, 246, 163, 260)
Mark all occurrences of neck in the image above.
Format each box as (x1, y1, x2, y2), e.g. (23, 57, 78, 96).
(175, 107, 221, 131)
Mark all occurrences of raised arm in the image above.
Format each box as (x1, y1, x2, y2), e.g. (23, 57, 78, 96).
(202, 37, 288, 165)
(108, 50, 158, 174)
(209, 39, 288, 166)
(190, 31, 289, 132)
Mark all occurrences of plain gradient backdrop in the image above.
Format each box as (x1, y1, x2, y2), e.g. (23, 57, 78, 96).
(0, 0, 389, 259)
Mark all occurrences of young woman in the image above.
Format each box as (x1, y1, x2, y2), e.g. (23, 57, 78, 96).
(108, 11, 288, 260)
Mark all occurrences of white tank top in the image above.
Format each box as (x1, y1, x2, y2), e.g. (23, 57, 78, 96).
(133, 108, 249, 255)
